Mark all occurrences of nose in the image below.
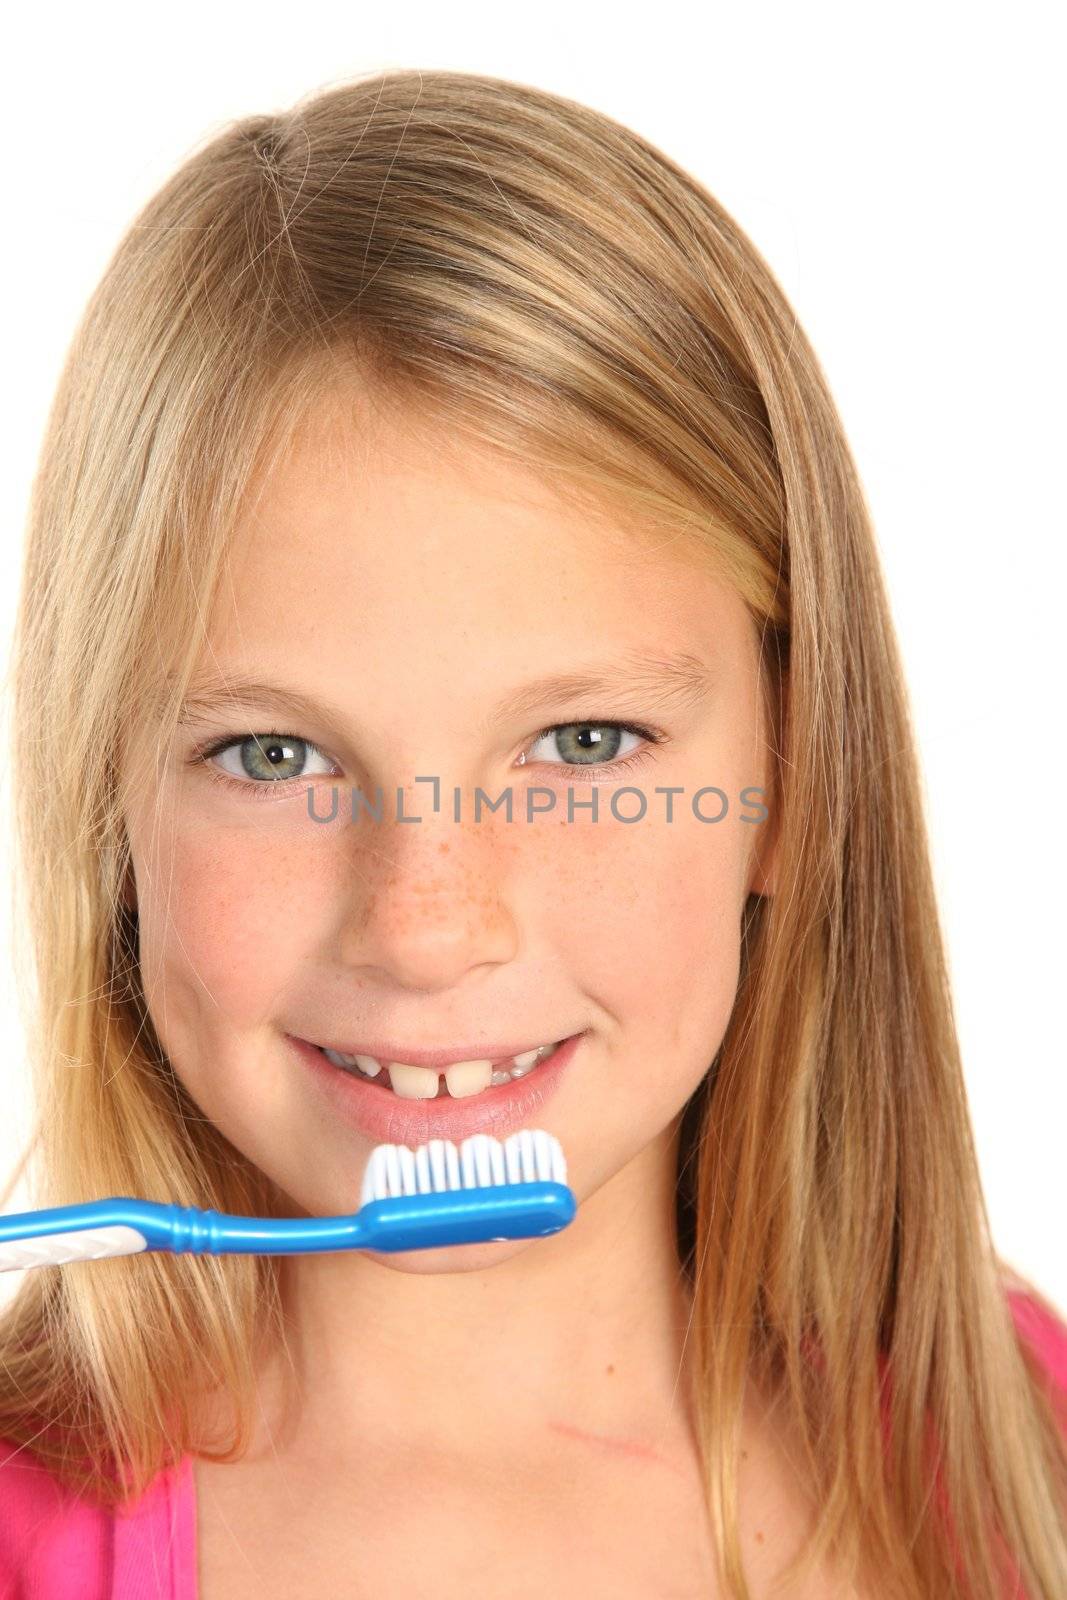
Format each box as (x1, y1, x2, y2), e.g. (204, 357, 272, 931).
(336, 798, 520, 990)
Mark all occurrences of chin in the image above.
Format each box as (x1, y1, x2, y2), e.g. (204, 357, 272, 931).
(364, 1236, 540, 1276)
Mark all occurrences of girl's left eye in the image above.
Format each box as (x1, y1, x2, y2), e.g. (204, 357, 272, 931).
(192, 719, 664, 801)
(523, 720, 661, 771)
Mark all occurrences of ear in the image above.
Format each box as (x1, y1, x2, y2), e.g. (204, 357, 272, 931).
(747, 802, 778, 898)
(747, 668, 787, 899)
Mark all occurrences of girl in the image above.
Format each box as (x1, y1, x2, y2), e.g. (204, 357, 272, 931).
(0, 68, 1064, 1600)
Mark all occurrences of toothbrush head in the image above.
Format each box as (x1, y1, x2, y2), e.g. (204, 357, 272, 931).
(357, 1129, 575, 1251)
(361, 1128, 568, 1204)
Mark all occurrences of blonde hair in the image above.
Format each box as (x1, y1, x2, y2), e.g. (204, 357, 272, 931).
(1, 67, 1064, 1599)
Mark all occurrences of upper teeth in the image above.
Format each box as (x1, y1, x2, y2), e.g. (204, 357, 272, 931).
(320, 1042, 561, 1099)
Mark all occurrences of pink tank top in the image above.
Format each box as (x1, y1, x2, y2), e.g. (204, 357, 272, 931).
(1, 1287, 1064, 1598)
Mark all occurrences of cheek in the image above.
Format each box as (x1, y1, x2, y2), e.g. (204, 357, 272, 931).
(135, 825, 314, 1043)
(520, 805, 745, 1046)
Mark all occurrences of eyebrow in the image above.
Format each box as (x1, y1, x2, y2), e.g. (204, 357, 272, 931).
(173, 650, 715, 732)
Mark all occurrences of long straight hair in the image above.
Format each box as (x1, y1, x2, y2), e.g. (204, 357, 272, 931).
(1, 69, 1064, 1599)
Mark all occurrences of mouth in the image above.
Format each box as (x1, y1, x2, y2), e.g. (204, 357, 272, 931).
(301, 1038, 572, 1100)
(291, 1031, 585, 1146)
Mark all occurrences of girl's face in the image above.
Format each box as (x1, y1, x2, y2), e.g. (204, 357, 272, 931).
(124, 389, 777, 1270)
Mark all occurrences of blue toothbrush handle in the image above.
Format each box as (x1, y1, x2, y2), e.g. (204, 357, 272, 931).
(0, 1198, 367, 1271)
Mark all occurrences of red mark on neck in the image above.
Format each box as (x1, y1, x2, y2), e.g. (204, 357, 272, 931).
(546, 1419, 685, 1476)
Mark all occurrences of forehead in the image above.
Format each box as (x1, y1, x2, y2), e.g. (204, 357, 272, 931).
(233, 390, 741, 620)
(187, 379, 768, 734)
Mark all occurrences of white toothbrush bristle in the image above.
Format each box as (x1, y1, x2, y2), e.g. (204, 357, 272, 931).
(360, 1130, 567, 1205)
(413, 1143, 433, 1193)
(397, 1145, 417, 1194)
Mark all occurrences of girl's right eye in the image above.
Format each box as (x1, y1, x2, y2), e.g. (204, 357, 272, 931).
(196, 733, 338, 794)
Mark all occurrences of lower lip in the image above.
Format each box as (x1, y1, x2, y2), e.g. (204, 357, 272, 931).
(288, 1032, 585, 1149)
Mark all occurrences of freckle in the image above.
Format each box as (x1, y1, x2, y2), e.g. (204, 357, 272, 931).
(755, 1530, 764, 1544)
(606, 1364, 615, 1375)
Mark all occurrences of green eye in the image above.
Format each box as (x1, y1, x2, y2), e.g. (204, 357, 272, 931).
(526, 721, 655, 769)
(201, 733, 336, 788)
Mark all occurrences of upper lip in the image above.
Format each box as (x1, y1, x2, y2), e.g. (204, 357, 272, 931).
(293, 1034, 576, 1069)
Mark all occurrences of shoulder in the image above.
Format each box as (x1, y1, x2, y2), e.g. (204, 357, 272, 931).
(1005, 1283, 1067, 1393)
(0, 1436, 112, 1594)
(1005, 1282, 1067, 1446)
(0, 1437, 196, 1598)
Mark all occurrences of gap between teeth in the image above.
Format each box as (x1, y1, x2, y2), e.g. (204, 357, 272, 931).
(319, 1041, 564, 1099)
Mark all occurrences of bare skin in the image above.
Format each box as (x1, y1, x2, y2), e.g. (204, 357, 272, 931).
(192, 1332, 876, 1598)
(119, 380, 875, 1594)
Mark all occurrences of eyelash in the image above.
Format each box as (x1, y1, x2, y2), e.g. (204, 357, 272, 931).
(190, 720, 666, 802)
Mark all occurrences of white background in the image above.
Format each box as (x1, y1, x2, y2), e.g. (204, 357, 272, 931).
(0, 2, 1062, 1311)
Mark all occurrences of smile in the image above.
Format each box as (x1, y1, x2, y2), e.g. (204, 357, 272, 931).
(309, 1040, 568, 1100)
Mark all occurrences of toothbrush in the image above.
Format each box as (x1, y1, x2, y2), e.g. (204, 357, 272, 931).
(0, 1130, 575, 1273)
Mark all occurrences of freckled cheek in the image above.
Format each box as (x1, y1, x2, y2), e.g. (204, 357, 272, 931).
(519, 811, 742, 1002)
(135, 831, 316, 1038)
